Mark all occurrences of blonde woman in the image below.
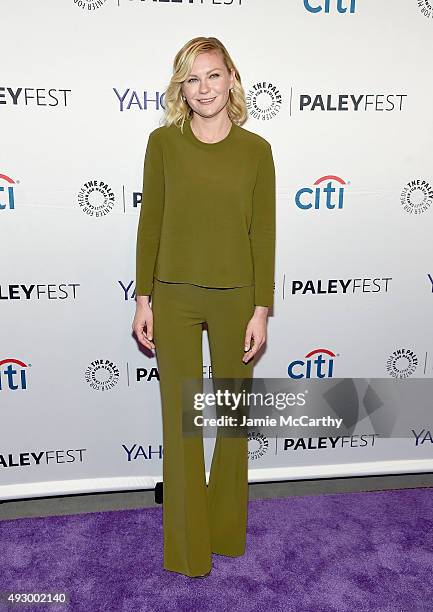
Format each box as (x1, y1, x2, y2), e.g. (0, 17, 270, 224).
(133, 36, 276, 578)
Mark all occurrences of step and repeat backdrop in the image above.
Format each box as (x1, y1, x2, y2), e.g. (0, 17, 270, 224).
(1, 0, 433, 500)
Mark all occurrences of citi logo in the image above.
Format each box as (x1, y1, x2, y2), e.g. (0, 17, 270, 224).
(0, 358, 30, 391)
(295, 175, 348, 210)
(304, 0, 356, 13)
(288, 348, 337, 379)
(0, 174, 16, 210)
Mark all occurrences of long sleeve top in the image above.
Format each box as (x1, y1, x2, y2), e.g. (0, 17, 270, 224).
(135, 117, 276, 307)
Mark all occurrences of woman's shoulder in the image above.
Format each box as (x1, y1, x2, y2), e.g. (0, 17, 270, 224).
(146, 124, 183, 153)
(234, 123, 272, 152)
(147, 124, 174, 142)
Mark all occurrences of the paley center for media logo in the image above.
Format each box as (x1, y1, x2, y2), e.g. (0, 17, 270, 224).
(78, 180, 116, 217)
(73, 0, 108, 10)
(245, 82, 282, 121)
(84, 359, 120, 390)
(248, 431, 269, 460)
(386, 349, 418, 378)
(400, 179, 432, 215)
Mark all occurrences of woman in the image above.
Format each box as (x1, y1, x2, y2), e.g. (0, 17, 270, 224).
(132, 36, 276, 578)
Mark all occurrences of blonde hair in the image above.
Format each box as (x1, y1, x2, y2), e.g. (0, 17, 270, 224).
(162, 36, 248, 131)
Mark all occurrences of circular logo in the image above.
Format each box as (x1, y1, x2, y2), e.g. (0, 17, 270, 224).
(248, 431, 269, 460)
(418, 0, 433, 19)
(78, 180, 115, 217)
(386, 349, 418, 378)
(73, 0, 108, 10)
(85, 359, 120, 390)
(246, 82, 282, 121)
(400, 179, 432, 215)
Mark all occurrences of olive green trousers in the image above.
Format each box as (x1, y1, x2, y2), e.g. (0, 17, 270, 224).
(152, 278, 255, 577)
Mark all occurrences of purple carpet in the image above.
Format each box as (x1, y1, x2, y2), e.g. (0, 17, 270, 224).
(1, 487, 433, 611)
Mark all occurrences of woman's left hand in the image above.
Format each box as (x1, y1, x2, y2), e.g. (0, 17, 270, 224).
(243, 307, 269, 364)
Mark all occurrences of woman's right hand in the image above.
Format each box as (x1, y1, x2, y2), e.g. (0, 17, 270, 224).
(132, 298, 155, 351)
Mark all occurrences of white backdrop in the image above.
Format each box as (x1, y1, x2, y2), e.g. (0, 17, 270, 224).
(1, 0, 433, 500)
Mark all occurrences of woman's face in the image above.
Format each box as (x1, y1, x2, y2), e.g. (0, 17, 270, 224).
(182, 50, 235, 119)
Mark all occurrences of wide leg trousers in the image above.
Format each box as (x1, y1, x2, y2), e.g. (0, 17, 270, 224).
(151, 277, 255, 577)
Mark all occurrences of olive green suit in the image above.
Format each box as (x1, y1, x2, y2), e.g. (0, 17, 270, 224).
(136, 118, 275, 576)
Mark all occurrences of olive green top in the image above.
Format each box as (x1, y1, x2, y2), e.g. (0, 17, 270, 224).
(136, 117, 276, 307)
